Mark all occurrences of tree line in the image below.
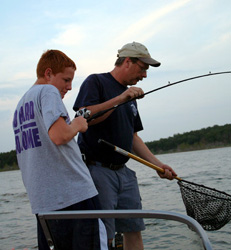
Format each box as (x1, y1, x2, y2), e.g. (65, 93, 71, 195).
(146, 124, 231, 154)
(0, 150, 18, 171)
(0, 124, 230, 171)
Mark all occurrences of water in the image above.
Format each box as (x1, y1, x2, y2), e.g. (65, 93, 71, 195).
(0, 147, 231, 250)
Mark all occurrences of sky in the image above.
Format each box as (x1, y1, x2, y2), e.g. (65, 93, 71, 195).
(0, 0, 231, 153)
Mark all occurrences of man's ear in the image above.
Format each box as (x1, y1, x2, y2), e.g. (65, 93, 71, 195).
(124, 57, 131, 69)
(44, 68, 53, 81)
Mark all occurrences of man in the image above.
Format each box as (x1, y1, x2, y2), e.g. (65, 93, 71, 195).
(12, 50, 107, 250)
(73, 42, 177, 250)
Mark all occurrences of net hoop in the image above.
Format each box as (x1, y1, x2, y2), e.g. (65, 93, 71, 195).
(178, 179, 231, 201)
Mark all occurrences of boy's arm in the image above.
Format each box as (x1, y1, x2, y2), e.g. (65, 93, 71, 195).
(48, 116, 88, 145)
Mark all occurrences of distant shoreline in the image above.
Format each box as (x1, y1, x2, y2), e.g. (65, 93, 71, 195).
(0, 165, 19, 172)
(154, 144, 231, 155)
(1, 145, 230, 173)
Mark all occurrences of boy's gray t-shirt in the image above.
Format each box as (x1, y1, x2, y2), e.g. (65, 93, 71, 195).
(13, 84, 97, 214)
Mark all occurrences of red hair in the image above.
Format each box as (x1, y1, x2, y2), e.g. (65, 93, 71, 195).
(36, 50, 76, 78)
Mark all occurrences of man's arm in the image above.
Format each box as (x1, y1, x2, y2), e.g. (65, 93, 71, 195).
(132, 133, 177, 180)
(84, 87, 144, 125)
(48, 116, 88, 145)
(83, 95, 122, 125)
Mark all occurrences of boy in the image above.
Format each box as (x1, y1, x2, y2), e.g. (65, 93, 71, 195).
(13, 50, 107, 250)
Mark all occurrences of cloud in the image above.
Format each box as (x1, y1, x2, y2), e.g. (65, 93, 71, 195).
(0, 95, 20, 111)
(204, 32, 231, 52)
(50, 24, 85, 46)
(112, 0, 192, 45)
(1, 0, 231, 152)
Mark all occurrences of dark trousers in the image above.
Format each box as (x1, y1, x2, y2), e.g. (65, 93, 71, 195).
(36, 196, 102, 250)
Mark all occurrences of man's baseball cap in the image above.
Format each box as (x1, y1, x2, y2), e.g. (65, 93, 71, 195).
(117, 41, 161, 67)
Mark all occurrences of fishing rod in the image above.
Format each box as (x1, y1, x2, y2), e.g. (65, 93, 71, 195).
(98, 139, 231, 231)
(75, 71, 231, 121)
(98, 139, 181, 179)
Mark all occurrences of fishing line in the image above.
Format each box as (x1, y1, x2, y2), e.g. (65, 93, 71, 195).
(84, 71, 231, 122)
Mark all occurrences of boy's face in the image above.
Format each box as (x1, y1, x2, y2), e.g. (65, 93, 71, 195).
(50, 67, 75, 99)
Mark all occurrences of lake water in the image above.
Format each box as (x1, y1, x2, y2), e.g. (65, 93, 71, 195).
(0, 147, 230, 250)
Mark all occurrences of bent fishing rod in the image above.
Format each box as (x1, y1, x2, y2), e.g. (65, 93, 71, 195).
(75, 71, 231, 121)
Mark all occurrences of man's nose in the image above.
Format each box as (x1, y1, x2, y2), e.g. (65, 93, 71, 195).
(142, 71, 147, 78)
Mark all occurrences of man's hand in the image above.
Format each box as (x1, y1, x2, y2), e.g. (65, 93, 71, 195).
(120, 87, 144, 102)
(158, 164, 177, 180)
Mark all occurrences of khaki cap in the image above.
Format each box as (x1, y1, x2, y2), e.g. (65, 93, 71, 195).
(117, 41, 161, 67)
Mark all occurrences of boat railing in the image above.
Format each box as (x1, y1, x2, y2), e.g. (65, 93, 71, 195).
(38, 209, 213, 250)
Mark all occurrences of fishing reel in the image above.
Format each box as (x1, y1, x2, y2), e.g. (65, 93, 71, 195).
(75, 108, 91, 119)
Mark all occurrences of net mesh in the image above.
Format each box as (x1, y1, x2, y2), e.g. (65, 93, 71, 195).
(177, 179, 231, 231)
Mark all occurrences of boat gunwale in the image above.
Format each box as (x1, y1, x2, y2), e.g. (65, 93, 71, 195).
(38, 209, 213, 250)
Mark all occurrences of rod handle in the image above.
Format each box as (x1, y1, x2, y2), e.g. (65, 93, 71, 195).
(99, 139, 181, 181)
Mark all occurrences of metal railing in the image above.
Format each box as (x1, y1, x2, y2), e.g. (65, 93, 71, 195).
(38, 209, 213, 250)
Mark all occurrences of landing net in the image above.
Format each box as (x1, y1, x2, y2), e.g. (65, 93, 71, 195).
(177, 179, 231, 230)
